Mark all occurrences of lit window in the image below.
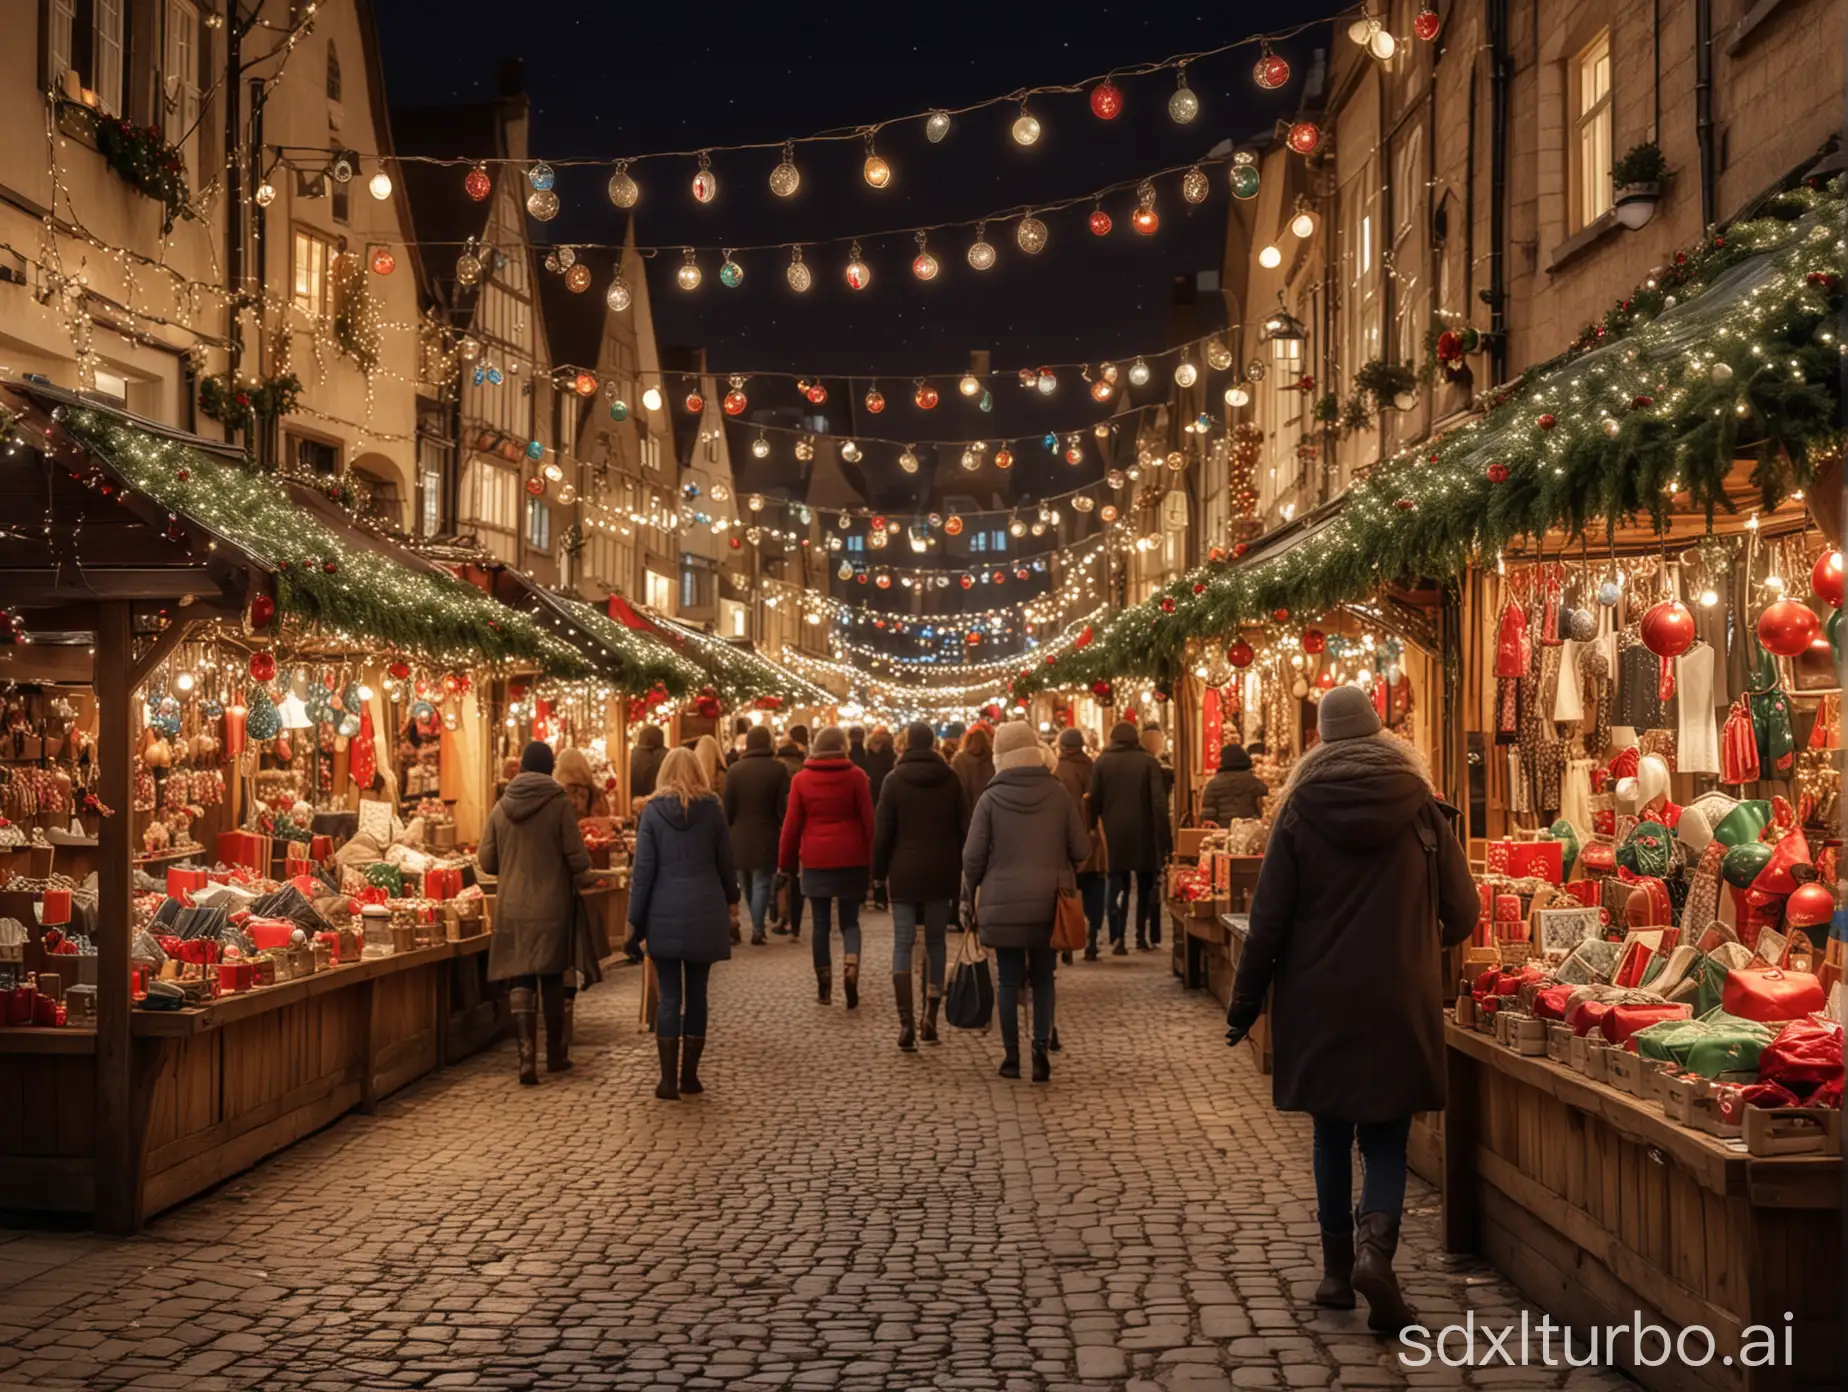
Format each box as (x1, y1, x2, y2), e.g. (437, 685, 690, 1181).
(326, 41, 342, 102)
(1572, 31, 1613, 231)
(292, 229, 337, 320)
(162, 0, 200, 173)
(48, 0, 124, 115)
(525, 496, 551, 552)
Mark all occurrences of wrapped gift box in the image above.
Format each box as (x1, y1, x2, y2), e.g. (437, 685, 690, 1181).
(215, 831, 272, 872)
(166, 867, 208, 899)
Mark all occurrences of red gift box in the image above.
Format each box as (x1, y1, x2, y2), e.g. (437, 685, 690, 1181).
(309, 835, 333, 860)
(217, 960, 254, 993)
(1506, 842, 1563, 883)
(167, 867, 208, 899)
(246, 918, 298, 951)
(40, 889, 71, 926)
(1493, 894, 1523, 923)
(425, 867, 463, 902)
(215, 831, 272, 872)
(1562, 879, 1599, 907)
(1485, 841, 1514, 876)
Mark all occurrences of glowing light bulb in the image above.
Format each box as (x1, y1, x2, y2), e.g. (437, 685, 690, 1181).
(1173, 361, 1197, 388)
(175, 672, 195, 691)
(254, 180, 276, 207)
(863, 153, 892, 189)
(642, 386, 664, 412)
(1225, 384, 1251, 407)
(1291, 209, 1317, 238)
(1011, 110, 1041, 146)
(959, 373, 981, 397)
(1128, 358, 1151, 387)
(1259, 245, 1283, 269)
(1699, 588, 1720, 608)
(1370, 27, 1397, 59)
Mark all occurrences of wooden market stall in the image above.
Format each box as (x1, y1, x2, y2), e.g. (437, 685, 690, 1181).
(0, 383, 582, 1230)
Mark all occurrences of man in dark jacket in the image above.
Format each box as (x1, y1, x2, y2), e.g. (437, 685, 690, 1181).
(1052, 729, 1108, 959)
(848, 725, 869, 774)
(1224, 688, 1477, 1338)
(1088, 721, 1169, 953)
(629, 724, 667, 807)
(722, 726, 791, 944)
(1200, 745, 1269, 824)
(872, 723, 969, 1049)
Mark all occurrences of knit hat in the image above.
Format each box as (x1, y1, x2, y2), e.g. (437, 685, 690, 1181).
(1110, 720, 1139, 745)
(1058, 728, 1085, 752)
(519, 740, 556, 775)
(992, 721, 1044, 772)
(1220, 744, 1252, 771)
(745, 725, 773, 752)
(1317, 686, 1382, 742)
(905, 721, 936, 751)
(811, 726, 849, 757)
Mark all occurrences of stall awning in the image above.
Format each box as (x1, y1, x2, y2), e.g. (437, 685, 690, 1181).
(613, 597, 834, 707)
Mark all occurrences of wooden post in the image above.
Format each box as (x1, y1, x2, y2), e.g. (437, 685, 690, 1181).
(1441, 1038, 1479, 1254)
(93, 601, 136, 1233)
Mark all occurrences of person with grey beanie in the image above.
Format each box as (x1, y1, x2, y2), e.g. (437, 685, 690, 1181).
(1224, 685, 1477, 1336)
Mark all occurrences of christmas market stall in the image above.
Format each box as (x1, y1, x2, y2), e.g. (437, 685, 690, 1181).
(0, 382, 585, 1231)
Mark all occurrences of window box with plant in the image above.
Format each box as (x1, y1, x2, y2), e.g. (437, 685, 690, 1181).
(1354, 359, 1419, 413)
(58, 101, 193, 234)
(1612, 142, 1668, 230)
(198, 372, 303, 436)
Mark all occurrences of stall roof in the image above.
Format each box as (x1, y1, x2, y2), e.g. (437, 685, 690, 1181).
(611, 596, 835, 707)
(0, 382, 587, 675)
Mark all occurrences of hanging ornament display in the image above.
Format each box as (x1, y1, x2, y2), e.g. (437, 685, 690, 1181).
(1756, 599, 1820, 657)
(719, 255, 744, 288)
(566, 263, 592, 293)
(723, 380, 749, 415)
(607, 161, 640, 207)
(1089, 80, 1124, 119)
(247, 590, 276, 631)
(248, 650, 277, 683)
(911, 232, 940, 281)
(862, 140, 892, 189)
(527, 162, 555, 191)
(770, 143, 801, 198)
(1641, 599, 1697, 658)
(1229, 151, 1260, 200)
(1227, 640, 1255, 668)
(246, 688, 281, 742)
(914, 381, 940, 409)
(993, 448, 1014, 470)
(525, 189, 558, 221)
(606, 276, 632, 312)
(1414, 7, 1442, 41)
(1169, 69, 1199, 124)
(898, 448, 920, 474)
(845, 242, 872, 290)
(1253, 44, 1291, 89)
(1011, 103, 1042, 146)
(1016, 215, 1048, 255)
(1089, 206, 1112, 236)
(968, 226, 997, 270)
(1286, 121, 1322, 155)
(926, 110, 952, 143)
(370, 246, 396, 275)
(676, 249, 702, 290)
(691, 153, 718, 204)
(464, 165, 492, 201)
(455, 250, 483, 286)
(1811, 550, 1843, 609)
(864, 387, 885, 413)
(1302, 629, 1327, 655)
(786, 247, 812, 293)
(1133, 182, 1159, 235)
(1182, 165, 1210, 205)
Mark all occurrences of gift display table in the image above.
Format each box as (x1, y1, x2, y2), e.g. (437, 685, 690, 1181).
(1442, 1023, 1840, 1392)
(0, 937, 504, 1224)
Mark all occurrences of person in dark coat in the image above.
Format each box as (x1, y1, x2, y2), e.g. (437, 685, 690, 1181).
(872, 722, 968, 1049)
(722, 726, 790, 944)
(1088, 721, 1169, 953)
(848, 725, 869, 774)
(961, 723, 1090, 1082)
(1052, 728, 1108, 959)
(627, 747, 739, 1100)
(725, 716, 752, 768)
(629, 724, 667, 806)
(950, 724, 994, 811)
(771, 728, 807, 935)
(863, 728, 898, 910)
(1200, 745, 1269, 824)
(779, 726, 875, 1008)
(1225, 688, 1476, 1335)
(478, 741, 602, 1084)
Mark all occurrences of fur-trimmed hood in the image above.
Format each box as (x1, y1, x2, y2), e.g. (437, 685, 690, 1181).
(1274, 734, 1437, 849)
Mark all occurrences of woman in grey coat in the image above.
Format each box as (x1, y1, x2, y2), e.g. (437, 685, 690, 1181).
(961, 722, 1090, 1082)
(477, 741, 603, 1085)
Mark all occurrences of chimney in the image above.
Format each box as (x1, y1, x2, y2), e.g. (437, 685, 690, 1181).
(497, 59, 526, 98)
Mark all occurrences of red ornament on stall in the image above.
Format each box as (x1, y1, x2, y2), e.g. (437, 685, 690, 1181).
(1641, 599, 1697, 658)
(1756, 599, 1820, 658)
(966, 631, 981, 645)
(248, 651, 277, 683)
(1302, 628, 1327, 655)
(322, 559, 337, 575)
(1811, 550, 1844, 609)
(248, 591, 276, 630)
(1192, 583, 1207, 595)
(1044, 652, 1057, 665)
(1092, 679, 1114, 702)
(1089, 208, 1113, 236)
(388, 659, 410, 681)
(1272, 607, 1290, 622)
(1160, 597, 1176, 614)
(1089, 81, 1124, 119)
(1414, 7, 1441, 40)
(1485, 462, 1510, 484)
(1076, 625, 1094, 648)
(1785, 882, 1835, 928)
(1537, 413, 1558, 430)
(1227, 640, 1255, 668)
(728, 535, 742, 550)
(1232, 542, 1249, 558)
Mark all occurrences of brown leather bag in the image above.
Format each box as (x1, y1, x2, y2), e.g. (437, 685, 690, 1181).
(1050, 887, 1087, 951)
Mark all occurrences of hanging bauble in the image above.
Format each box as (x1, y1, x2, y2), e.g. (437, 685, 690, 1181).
(455, 251, 483, 286)
(912, 248, 940, 281)
(926, 110, 952, 142)
(1160, 597, 1176, 614)
(388, 659, 411, 681)
(1089, 208, 1112, 236)
(606, 162, 640, 207)
(1093, 679, 1114, 704)
(1229, 157, 1260, 200)
(968, 233, 996, 270)
(248, 650, 277, 683)
(959, 574, 974, 590)
(609, 399, 628, 422)
(898, 449, 919, 474)
(1099, 504, 1119, 522)
(803, 380, 828, 405)
(1786, 882, 1836, 928)
(1168, 75, 1199, 124)
(719, 258, 744, 289)
(1089, 80, 1124, 119)
(945, 515, 964, 536)
(676, 252, 702, 290)
(525, 190, 558, 221)
(860, 387, 886, 415)
(1133, 205, 1159, 235)
(1567, 608, 1598, 642)
(837, 560, 854, 581)
(1302, 629, 1327, 655)
(1811, 550, 1843, 609)
(246, 688, 281, 742)
(1414, 7, 1441, 40)
(464, 165, 491, 201)
(723, 389, 748, 416)
(841, 441, 862, 463)
(525, 475, 546, 497)
(1016, 216, 1048, 254)
(1227, 640, 1256, 668)
(769, 147, 801, 198)
(966, 631, 981, 646)
(786, 248, 812, 293)
(684, 391, 704, 414)
(863, 152, 892, 188)
(1709, 361, 1733, 384)
(370, 246, 396, 276)
(1641, 600, 1697, 658)
(1756, 599, 1820, 658)
(691, 158, 718, 204)
(1536, 412, 1557, 430)
(1286, 121, 1321, 155)
(606, 276, 631, 312)
(248, 590, 276, 631)
(795, 438, 815, 461)
(1253, 47, 1290, 88)
(1182, 166, 1210, 205)
(994, 448, 1014, 470)
(845, 244, 872, 290)
(1011, 111, 1041, 146)
(914, 383, 939, 409)
(1484, 462, 1510, 484)
(1596, 579, 1623, 606)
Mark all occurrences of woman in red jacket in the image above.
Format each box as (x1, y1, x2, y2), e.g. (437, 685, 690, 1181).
(778, 725, 875, 1008)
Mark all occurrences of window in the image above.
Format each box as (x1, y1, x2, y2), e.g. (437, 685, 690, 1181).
(1391, 127, 1426, 367)
(331, 182, 348, 225)
(524, 496, 551, 552)
(416, 443, 446, 538)
(159, 2, 200, 170)
(1571, 31, 1613, 231)
(462, 458, 520, 563)
(47, 0, 123, 114)
(845, 534, 864, 553)
(645, 569, 675, 612)
(679, 554, 715, 613)
(47, 0, 75, 96)
(1341, 166, 1382, 380)
(325, 41, 342, 102)
(292, 229, 337, 320)
(291, 435, 339, 476)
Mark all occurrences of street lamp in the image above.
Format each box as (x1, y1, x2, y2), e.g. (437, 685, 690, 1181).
(1263, 298, 1307, 371)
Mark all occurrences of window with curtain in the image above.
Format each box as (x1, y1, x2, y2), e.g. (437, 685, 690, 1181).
(1391, 126, 1425, 367)
(46, 0, 123, 115)
(524, 496, 551, 552)
(291, 229, 337, 320)
(92, 0, 123, 115)
(1571, 31, 1613, 231)
(162, 0, 200, 172)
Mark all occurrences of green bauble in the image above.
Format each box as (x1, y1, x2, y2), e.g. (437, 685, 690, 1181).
(1230, 164, 1260, 201)
(1720, 839, 1773, 889)
(1829, 608, 1842, 659)
(246, 688, 281, 741)
(1547, 818, 1580, 879)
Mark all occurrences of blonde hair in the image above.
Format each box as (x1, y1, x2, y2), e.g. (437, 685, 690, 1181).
(650, 746, 713, 810)
(693, 733, 725, 787)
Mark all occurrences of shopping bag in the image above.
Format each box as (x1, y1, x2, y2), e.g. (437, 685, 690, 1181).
(1050, 889, 1087, 952)
(944, 929, 994, 1031)
(638, 954, 659, 1034)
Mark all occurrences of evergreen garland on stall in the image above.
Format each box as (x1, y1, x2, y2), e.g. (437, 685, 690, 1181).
(1018, 179, 1845, 697)
(551, 594, 705, 698)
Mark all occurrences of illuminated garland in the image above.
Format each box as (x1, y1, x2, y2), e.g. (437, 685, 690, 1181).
(1018, 178, 1846, 697)
(532, 593, 706, 696)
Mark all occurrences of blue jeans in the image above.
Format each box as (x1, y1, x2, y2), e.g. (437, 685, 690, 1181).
(994, 946, 1055, 1053)
(1077, 872, 1106, 949)
(808, 896, 862, 970)
(1106, 870, 1155, 945)
(1311, 1115, 1413, 1234)
(891, 899, 951, 993)
(655, 958, 712, 1039)
(739, 868, 775, 935)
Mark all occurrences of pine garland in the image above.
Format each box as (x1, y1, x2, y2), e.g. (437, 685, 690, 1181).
(552, 595, 705, 697)
(1019, 179, 1845, 697)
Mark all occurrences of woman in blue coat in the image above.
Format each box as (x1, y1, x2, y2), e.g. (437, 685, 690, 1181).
(626, 746, 738, 1100)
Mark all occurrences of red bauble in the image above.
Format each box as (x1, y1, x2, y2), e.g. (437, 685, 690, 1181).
(1435, 330, 1463, 361)
(1089, 81, 1124, 119)
(1253, 52, 1290, 89)
(1394, 498, 1416, 510)
(1641, 600, 1697, 658)
(1192, 583, 1207, 595)
(1089, 208, 1113, 236)
(525, 476, 546, 497)
(728, 536, 742, 550)
(1302, 629, 1326, 655)
(1811, 550, 1844, 609)
(1272, 607, 1290, 622)
(248, 651, 277, 683)
(248, 592, 276, 629)
(1044, 653, 1056, 665)
(1756, 599, 1820, 658)
(1227, 640, 1255, 668)
(966, 631, 981, 645)
(1160, 597, 1176, 614)
(1485, 462, 1510, 483)
(1285, 121, 1320, 155)
(1232, 542, 1249, 558)
(684, 392, 704, 414)
(1077, 625, 1094, 648)
(1632, 394, 1655, 409)
(805, 383, 829, 405)
(464, 166, 492, 201)
(723, 390, 748, 416)
(1132, 207, 1159, 236)
(1536, 413, 1557, 430)
(388, 659, 410, 681)
(1092, 679, 1113, 699)
(322, 560, 338, 575)
(958, 574, 974, 590)
(1413, 7, 1441, 40)
(1785, 882, 1836, 928)
(864, 389, 885, 413)
(915, 384, 940, 409)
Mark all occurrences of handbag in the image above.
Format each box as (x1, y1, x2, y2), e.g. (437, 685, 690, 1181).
(1050, 886, 1087, 952)
(943, 928, 994, 1031)
(1721, 968, 1824, 1023)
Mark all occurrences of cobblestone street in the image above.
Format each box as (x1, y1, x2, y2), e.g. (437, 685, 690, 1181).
(0, 914, 1626, 1392)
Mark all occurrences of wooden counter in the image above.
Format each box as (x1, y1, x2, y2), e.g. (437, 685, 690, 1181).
(1442, 1023, 1840, 1392)
(0, 937, 505, 1225)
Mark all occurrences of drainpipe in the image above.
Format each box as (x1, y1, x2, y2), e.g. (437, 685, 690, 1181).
(1485, 0, 1510, 386)
(1695, 0, 1717, 227)
(222, 0, 242, 440)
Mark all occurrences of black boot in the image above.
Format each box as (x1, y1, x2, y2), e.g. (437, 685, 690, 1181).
(1312, 1231, 1357, 1309)
(998, 1050, 1021, 1079)
(509, 988, 539, 1086)
(842, 956, 860, 1010)
(894, 974, 916, 1051)
(679, 1036, 705, 1094)
(543, 994, 572, 1073)
(816, 964, 832, 1005)
(1083, 943, 1099, 962)
(654, 1036, 680, 1100)
(1048, 1025, 1061, 1053)
(1352, 1211, 1417, 1333)
(921, 993, 941, 1044)
(1112, 940, 1128, 957)
(1031, 1044, 1051, 1083)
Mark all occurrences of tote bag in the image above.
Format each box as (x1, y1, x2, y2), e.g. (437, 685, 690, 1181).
(944, 928, 994, 1031)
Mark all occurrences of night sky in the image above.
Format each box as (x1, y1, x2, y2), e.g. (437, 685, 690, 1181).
(374, 1, 1351, 381)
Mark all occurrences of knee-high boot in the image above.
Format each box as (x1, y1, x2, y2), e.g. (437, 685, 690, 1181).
(509, 988, 538, 1086)
(893, 973, 915, 1051)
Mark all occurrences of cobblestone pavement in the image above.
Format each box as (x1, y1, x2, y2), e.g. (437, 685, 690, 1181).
(0, 913, 1630, 1392)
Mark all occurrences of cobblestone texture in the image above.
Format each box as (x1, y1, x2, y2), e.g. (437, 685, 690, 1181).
(0, 914, 1633, 1391)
